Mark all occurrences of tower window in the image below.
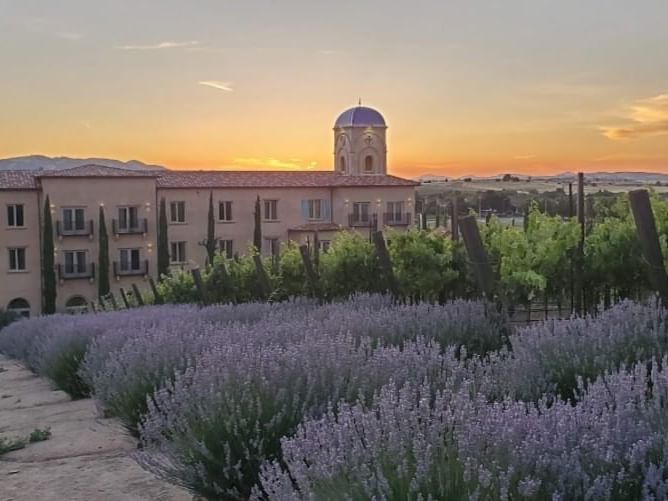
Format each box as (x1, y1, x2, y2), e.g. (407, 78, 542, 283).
(364, 155, 374, 172)
(340, 156, 346, 173)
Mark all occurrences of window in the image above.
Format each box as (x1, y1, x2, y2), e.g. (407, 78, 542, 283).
(339, 156, 346, 173)
(118, 206, 139, 231)
(307, 200, 322, 220)
(170, 201, 186, 223)
(65, 296, 88, 315)
(120, 248, 141, 272)
(364, 155, 374, 172)
(8, 248, 26, 272)
(7, 298, 30, 318)
(386, 202, 405, 222)
(63, 208, 86, 232)
(218, 201, 233, 222)
(170, 241, 187, 263)
(218, 239, 234, 259)
(265, 238, 279, 257)
(64, 250, 87, 275)
(264, 200, 278, 221)
(352, 202, 370, 223)
(7, 204, 24, 227)
(319, 240, 331, 253)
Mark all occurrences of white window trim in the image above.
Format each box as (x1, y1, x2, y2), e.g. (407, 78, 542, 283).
(170, 241, 187, 264)
(307, 199, 322, 220)
(263, 200, 279, 222)
(63, 250, 88, 275)
(8, 247, 27, 273)
(7, 204, 25, 229)
(120, 248, 142, 272)
(217, 201, 234, 223)
(169, 201, 186, 224)
(118, 206, 140, 231)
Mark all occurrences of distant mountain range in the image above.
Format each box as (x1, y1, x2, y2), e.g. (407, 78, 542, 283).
(0, 155, 165, 172)
(418, 171, 668, 184)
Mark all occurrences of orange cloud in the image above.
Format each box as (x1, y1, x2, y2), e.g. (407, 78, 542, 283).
(231, 157, 320, 170)
(603, 93, 668, 140)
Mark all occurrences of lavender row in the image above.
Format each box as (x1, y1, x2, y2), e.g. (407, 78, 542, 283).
(263, 357, 668, 500)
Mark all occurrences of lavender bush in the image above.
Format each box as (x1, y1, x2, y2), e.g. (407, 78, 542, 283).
(483, 299, 668, 402)
(135, 335, 468, 499)
(265, 359, 668, 500)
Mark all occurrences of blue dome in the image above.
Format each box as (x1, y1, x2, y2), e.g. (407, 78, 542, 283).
(334, 106, 386, 128)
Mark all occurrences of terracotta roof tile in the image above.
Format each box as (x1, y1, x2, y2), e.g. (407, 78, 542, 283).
(0, 171, 38, 190)
(37, 164, 160, 178)
(157, 171, 418, 189)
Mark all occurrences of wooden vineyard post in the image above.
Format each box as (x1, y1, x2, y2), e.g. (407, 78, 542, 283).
(458, 215, 495, 298)
(131, 283, 145, 307)
(629, 189, 668, 307)
(451, 198, 459, 241)
(97, 296, 107, 311)
(372, 231, 399, 298)
(568, 182, 574, 314)
(107, 292, 119, 310)
(299, 245, 321, 299)
(148, 277, 163, 305)
(253, 255, 272, 299)
(575, 173, 585, 315)
(190, 269, 208, 305)
(89, 302, 97, 313)
(119, 288, 131, 309)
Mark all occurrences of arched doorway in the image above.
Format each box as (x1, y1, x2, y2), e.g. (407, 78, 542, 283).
(7, 298, 30, 318)
(65, 295, 88, 315)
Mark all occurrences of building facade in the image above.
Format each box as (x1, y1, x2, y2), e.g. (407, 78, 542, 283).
(0, 106, 417, 316)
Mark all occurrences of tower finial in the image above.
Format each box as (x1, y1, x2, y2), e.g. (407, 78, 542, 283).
(358, 97, 362, 106)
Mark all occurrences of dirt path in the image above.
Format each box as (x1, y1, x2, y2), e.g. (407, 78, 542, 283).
(0, 355, 191, 501)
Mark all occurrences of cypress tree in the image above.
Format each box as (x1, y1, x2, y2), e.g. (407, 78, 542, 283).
(157, 197, 170, 279)
(98, 206, 110, 297)
(253, 195, 262, 253)
(205, 191, 216, 266)
(42, 195, 57, 314)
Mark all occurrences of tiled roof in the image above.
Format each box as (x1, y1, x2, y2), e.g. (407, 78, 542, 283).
(37, 164, 160, 178)
(0, 171, 38, 190)
(157, 171, 418, 189)
(289, 222, 343, 232)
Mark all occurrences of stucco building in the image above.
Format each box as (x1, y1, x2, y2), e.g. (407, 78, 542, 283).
(1, 106, 417, 315)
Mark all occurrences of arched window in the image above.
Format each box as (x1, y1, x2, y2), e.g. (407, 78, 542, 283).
(339, 156, 346, 173)
(65, 295, 88, 315)
(7, 298, 30, 318)
(364, 155, 374, 172)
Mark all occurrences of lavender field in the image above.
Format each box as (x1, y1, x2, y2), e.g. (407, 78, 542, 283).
(1, 296, 668, 500)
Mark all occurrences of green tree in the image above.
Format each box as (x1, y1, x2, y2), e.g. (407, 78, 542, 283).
(320, 232, 380, 298)
(157, 197, 170, 280)
(388, 230, 457, 301)
(253, 195, 262, 253)
(42, 195, 57, 314)
(98, 206, 110, 297)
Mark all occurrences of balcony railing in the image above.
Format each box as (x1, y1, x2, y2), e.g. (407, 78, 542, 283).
(382, 212, 412, 226)
(348, 213, 378, 228)
(56, 220, 94, 238)
(57, 262, 95, 280)
(112, 218, 148, 235)
(113, 259, 149, 277)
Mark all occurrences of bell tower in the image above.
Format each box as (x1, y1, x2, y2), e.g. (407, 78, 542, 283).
(333, 105, 387, 176)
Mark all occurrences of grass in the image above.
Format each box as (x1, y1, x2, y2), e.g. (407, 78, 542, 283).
(0, 427, 51, 456)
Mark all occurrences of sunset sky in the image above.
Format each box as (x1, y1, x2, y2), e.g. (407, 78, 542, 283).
(1, 0, 667, 178)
